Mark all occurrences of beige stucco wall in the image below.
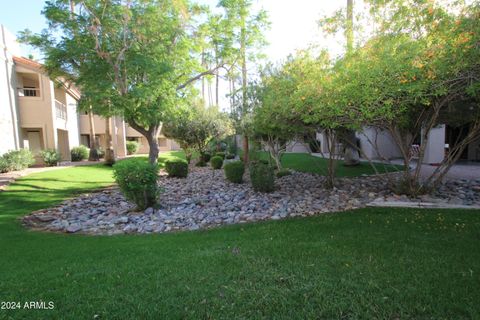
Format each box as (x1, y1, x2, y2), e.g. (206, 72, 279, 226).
(0, 25, 20, 155)
(79, 114, 106, 134)
(17, 68, 57, 151)
(16, 66, 82, 160)
(79, 115, 127, 157)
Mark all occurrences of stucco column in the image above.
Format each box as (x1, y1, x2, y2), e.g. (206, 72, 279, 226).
(423, 124, 446, 164)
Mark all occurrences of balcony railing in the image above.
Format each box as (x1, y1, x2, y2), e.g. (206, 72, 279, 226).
(55, 100, 67, 120)
(17, 87, 40, 97)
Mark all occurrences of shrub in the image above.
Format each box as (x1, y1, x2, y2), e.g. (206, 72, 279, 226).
(224, 161, 244, 183)
(215, 152, 225, 159)
(71, 145, 89, 162)
(126, 141, 140, 155)
(0, 157, 10, 173)
(225, 154, 235, 160)
(0, 149, 35, 172)
(210, 156, 223, 169)
(113, 158, 159, 210)
(96, 148, 105, 158)
(40, 149, 62, 167)
(250, 161, 275, 193)
(200, 152, 211, 163)
(165, 159, 188, 178)
(276, 169, 292, 178)
(195, 160, 207, 167)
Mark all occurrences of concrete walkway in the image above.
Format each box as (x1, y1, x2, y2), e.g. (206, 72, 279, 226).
(311, 153, 480, 181)
(0, 160, 105, 191)
(388, 159, 480, 181)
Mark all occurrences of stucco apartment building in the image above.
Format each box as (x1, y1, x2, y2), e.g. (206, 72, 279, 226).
(1, 25, 178, 162)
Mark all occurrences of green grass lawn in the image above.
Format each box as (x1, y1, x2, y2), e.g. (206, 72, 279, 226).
(0, 156, 479, 319)
(244, 151, 401, 177)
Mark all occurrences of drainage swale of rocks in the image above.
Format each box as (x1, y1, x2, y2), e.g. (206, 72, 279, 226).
(22, 167, 480, 235)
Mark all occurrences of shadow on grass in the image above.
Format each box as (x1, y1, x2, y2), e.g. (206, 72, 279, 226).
(0, 164, 115, 221)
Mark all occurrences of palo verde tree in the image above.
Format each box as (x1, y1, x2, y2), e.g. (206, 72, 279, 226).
(219, 0, 269, 163)
(163, 103, 234, 163)
(252, 64, 307, 170)
(328, 1, 480, 195)
(22, 0, 235, 164)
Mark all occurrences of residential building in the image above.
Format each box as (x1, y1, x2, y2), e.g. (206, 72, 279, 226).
(0, 24, 179, 162)
(1, 25, 81, 162)
(0, 25, 180, 163)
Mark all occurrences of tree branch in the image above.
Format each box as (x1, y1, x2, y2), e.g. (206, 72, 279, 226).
(176, 64, 224, 91)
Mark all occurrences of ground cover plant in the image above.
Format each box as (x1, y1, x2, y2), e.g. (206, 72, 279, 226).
(0, 163, 479, 318)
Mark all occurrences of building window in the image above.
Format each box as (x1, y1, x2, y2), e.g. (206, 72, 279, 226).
(55, 100, 67, 120)
(22, 86, 39, 97)
(80, 134, 90, 147)
(17, 73, 41, 97)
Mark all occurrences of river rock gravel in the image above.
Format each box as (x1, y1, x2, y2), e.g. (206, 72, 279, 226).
(22, 167, 480, 235)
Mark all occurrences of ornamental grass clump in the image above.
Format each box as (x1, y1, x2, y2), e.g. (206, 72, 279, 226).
(250, 161, 275, 193)
(164, 159, 188, 178)
(210, 156, 223, 170)
(126, 141, 140, 155)
(71, 145, 89, 162)
(224, 161, 245, 184)
(113, 158, 160, 210)
(40, 149, 62, 167)
(0, 149, 35, 172)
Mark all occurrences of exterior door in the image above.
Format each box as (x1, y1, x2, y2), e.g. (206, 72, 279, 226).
(27, 131, 42, 154)
(57, 129, 70, 161)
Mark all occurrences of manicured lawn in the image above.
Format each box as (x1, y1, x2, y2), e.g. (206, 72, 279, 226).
(0, 159, 479, 319)
(157, 150, 190, 167)
(252, 152, 401, 177)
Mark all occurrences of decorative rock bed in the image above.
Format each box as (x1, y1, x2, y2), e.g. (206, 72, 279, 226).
(22, 167, 480, 235)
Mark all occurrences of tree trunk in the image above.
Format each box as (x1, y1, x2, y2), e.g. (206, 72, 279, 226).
(128, 121, 161, 165)
(215, 49, 220, 106)
(326, 131, 337, 189)
(146, 130, 160, 165)
(346, 0, 354, 53)
(241, 12, 248, 164)
(341, 0, 359, 167)
(242, 135, 249, 163)
(216, 71, 219, 107)
(201, 49, 206, 104)
(87, 110, 99, 161)
(104, 117, 116, 165)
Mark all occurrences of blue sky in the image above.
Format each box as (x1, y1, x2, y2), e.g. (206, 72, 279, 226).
(0, 0, 345, 109)
(0, 0, 344, 63)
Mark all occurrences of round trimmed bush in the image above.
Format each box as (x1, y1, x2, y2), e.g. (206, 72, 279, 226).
(200, 152, 211, 163)
(210, 156, 223, 169)
(224, 161, 244, 184)
(126, 141, 140, 155)
(165, 159, 188, 178)
(250, 161, 275, 193)
(71, 145, 89, 161)
(113, 158, 159, 210)
(215, 152, 226, 159)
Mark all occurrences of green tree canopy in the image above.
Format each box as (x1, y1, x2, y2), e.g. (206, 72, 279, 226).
(21, 0, 236, 164)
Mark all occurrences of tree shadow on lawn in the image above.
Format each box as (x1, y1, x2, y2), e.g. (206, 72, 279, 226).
(0, 165, 115, 222)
